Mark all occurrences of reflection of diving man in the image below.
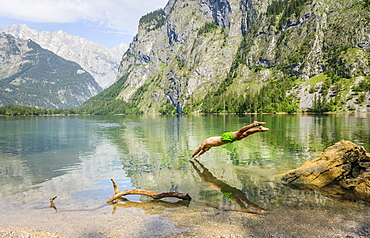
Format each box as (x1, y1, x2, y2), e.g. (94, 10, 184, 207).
(190, 159, 267, 214)
(191, 121, 269, 158)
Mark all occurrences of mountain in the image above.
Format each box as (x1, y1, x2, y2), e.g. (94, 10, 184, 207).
(0, 33, 102, 109)
(82, 0, 369, 114)
(1, 24, 128, 89)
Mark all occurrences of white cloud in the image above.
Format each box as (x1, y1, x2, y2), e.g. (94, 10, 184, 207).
(0, 0, 168, 34)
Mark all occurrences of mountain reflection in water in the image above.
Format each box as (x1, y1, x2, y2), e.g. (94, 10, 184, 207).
(0, 114, 369, 237)
(0, 114, 369, 214)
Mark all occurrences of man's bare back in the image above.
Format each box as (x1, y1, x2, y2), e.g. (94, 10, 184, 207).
(191, 121, 269, 158)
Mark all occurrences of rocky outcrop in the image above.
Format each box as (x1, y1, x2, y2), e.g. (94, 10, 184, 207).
(200, 0, 232, 29)
(280, 141, 370, 204)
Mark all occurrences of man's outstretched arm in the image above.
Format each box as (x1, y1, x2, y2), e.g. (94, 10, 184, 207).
(191, 145, 203, 158)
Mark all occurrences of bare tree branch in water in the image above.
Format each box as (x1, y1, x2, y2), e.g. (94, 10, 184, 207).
(106, 179, 192, 203)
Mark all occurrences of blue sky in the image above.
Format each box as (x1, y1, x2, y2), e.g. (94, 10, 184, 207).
(0, 0, 169, 49)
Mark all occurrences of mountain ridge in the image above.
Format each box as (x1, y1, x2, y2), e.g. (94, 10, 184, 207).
(92, 0, 369, 114)
(0, 33, 102, 109)
(1, 0, 368, 114)
(1, 24, 128, 89)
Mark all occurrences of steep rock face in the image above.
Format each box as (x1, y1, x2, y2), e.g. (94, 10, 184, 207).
(200, 0, 232, 28)
(117, 0, 244, 113)
(1, 24, 128, 89)
(0, 33, 102, 109)
(238, 0, 370, 112)
(114, 0, 370, 114)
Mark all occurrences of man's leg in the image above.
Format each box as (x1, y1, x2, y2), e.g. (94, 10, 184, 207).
(242, 126, 269, 137)
(234, 121, 266, 137)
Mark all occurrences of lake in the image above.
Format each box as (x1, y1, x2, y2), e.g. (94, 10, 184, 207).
(0, 114, 369, 237)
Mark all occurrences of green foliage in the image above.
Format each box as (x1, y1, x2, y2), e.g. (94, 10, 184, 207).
(308, 94, 329, 113)
(324, 46, 352, 79)
(0, 100, 141, 116)
(176, 56, 185, 69)
(267, 0, 286, 16)
(159, 102, 177, 114)
(267, 0, 313, 29)
(234, 23, 258, 66)
(201, 77, 299, 113)
(139, 9, 166, 31)
(306, 73, 329, 87)
(76, 99, 141, 115)
(364, 0, 370, 8)
(198, 23, 222, 36)
(283, 0, 311, 18)
(0, 105, 48, 116)
(353, 77, 370, 92)
(72, 74, 141, 115)
(357, 93, 366, 105)
(253, 77, 299, 113)
(130, 83, 150, 104)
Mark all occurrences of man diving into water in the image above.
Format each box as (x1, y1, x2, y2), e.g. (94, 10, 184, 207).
(191, 121, 269, 158)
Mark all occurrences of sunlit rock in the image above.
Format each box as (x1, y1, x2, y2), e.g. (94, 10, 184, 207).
(280, 140, 370, 203)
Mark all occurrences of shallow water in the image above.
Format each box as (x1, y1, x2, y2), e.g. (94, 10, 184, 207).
(0, 114, 369, 237)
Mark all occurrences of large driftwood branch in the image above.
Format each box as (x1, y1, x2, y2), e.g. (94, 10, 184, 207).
(106, 179, 192, 203)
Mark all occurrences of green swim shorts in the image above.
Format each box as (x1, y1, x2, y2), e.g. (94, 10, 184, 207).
(221, 186, 237, 201)
(220, 132, 240, 143)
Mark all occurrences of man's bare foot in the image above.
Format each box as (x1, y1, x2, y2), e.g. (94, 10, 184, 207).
(259, 126, 269, 132)
(253, 121, 267, 127)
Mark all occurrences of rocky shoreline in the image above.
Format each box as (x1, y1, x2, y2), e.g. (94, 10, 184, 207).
(0, 227, 62, 238)
(1, 203, 369, 238)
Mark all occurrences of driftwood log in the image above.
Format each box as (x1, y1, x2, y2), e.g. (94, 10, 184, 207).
(106, 179, 192, 203)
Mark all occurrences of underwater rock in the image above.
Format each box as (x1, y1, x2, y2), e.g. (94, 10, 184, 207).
(280, 140, 370, 203)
